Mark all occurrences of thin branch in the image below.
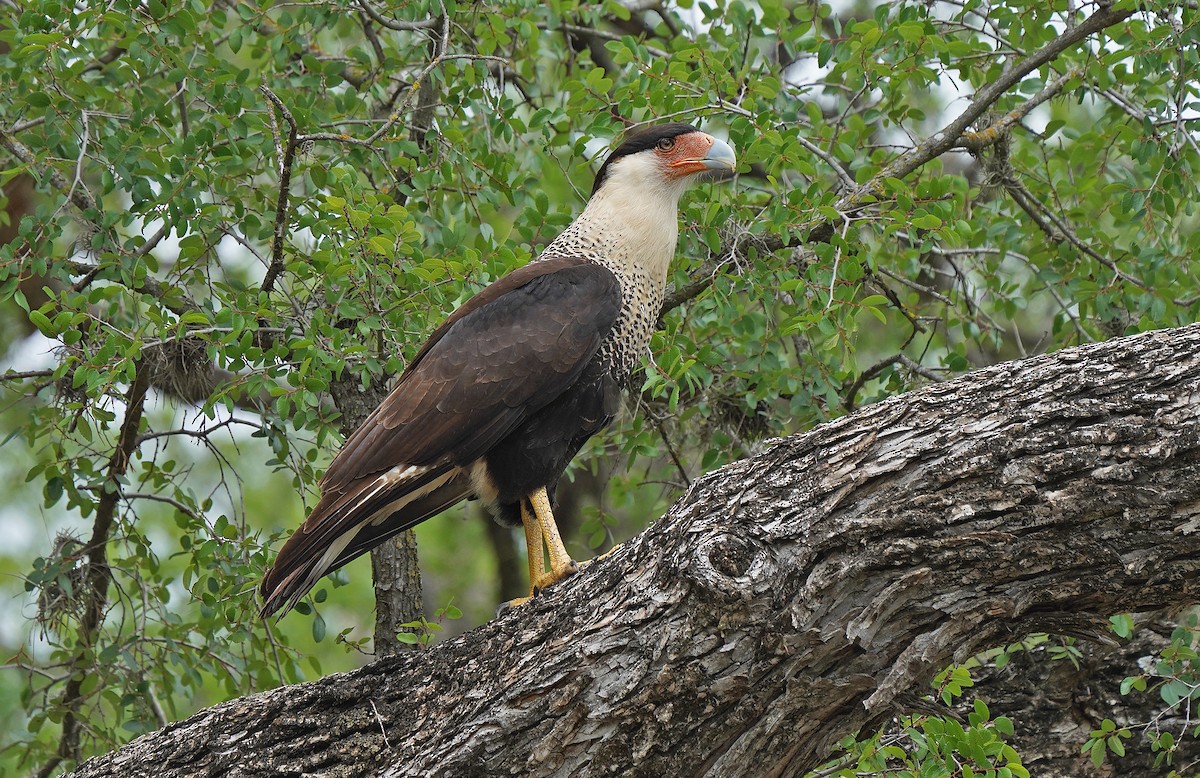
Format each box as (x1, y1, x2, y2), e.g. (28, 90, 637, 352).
(875, 265, 953, 306)
(0, 369, 56, 382)
(650, 414, 691, 487)
(122, 492, 209, 527)
(355, 0, 440, 31)
(660, 229, 792, 317)
(10, 116, 47, 133)
(80, 44, 126, 75)
(258, 85, 299, 297)
(794, 133, 856, 190)
(0, 126, 97, 215)
(955, 68, 1080, 153)
(842, 353, 945, 412)
(42, 362, 151, 777)
(618, 0, 665, 11)
(1003, 175, 1148, 290)
(134, 222, 169, 259)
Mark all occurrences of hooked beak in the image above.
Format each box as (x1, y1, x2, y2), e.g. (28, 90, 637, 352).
(696, 136, 737, 172)
(668, 133, 738, 178)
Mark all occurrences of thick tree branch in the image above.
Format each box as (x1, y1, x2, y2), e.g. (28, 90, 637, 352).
(70, 323, 1200, 777)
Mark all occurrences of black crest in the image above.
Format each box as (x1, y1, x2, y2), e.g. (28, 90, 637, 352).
(590, 122, 699, 196)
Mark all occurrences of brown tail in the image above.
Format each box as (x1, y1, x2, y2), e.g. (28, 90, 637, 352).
(260, 466, 471, 618)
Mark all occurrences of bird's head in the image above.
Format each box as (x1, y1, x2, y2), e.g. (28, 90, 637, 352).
(590, 123, 737, 200)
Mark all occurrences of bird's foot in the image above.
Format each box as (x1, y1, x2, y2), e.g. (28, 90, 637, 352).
(496, 560, 579, 615)
(577, 542, 622, 570)
(532, 559, 579, 592)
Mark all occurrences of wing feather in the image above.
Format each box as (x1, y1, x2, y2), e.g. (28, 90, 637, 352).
(323, 258, 622, 491)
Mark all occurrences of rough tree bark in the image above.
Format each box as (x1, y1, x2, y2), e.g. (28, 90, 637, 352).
(70, 323, 1200, 777)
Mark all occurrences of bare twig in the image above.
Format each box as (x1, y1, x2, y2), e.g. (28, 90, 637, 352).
(875, 266, 953, 306)
(795, 133, 856, 190)
(0, 369, 56, 382)
(356, 0, 440, 32)
(650, 414, 691, 487)
(258, 86, 299, 297)
(843, 353, 944, 412)
(1003, 175, 1148, 290)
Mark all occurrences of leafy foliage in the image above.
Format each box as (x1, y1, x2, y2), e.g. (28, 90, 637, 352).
(1109, 613, 1200, 770)
(0, 0, 1197, 773)
(831, 699, 1027, 778)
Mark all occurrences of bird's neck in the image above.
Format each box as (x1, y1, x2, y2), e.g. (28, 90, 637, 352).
(541, 181, 686, 380)
(548, 183, 682, 291)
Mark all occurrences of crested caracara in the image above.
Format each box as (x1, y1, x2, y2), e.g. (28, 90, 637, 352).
(261, 123, 737, 617)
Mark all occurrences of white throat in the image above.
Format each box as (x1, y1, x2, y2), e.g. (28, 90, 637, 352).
(546, 151, 691, 287)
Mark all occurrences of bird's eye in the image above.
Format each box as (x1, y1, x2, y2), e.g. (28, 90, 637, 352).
(656, 137, 676, 151)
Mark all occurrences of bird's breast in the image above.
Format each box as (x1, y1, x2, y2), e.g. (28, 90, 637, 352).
(598, 268, 665, 382)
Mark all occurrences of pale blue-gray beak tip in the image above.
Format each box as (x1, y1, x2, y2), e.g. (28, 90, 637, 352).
(702, 136, 737, 172)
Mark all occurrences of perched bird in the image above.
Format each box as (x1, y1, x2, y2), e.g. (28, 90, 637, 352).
(260, 123, 737, 617)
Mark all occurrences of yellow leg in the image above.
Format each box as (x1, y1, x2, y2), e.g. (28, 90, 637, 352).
(501, 500, 547, 610)
(528, 486, 578, 591)
(499, 486, 579, 611)
(522, 501, 545, 584)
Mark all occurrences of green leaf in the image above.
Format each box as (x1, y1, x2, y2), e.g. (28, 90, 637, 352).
(369, 235, 393, 256)
(28, 309, 54, 335)
(911, 213, 943, 230)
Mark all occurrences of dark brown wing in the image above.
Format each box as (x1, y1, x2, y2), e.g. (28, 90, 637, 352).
(323, 256, 622, 489)
(260, 257, 622, 616)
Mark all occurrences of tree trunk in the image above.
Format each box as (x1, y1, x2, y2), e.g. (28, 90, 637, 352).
(369, 530, 424, 657)
(70, 324, 1200, 777)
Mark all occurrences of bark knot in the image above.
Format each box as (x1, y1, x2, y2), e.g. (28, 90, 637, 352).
(688, 532, 770, 601)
